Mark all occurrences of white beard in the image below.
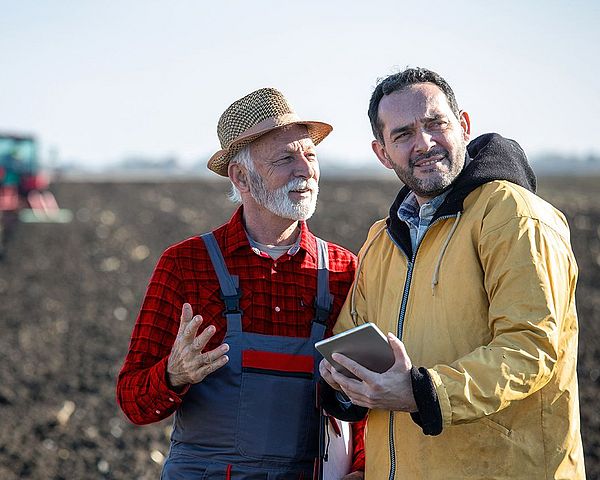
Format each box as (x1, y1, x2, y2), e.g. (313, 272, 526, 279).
(247, 172, 319, 221)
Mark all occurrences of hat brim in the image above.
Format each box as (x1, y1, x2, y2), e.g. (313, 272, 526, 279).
(207, 120, 333, 177)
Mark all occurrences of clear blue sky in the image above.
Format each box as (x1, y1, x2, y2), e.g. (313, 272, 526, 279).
(1, 0, 599, 168)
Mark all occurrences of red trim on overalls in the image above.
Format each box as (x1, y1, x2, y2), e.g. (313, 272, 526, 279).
(242, 350, 314, 374)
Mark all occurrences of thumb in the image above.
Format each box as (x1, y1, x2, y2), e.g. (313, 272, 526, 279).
(388, 332, 412, 370)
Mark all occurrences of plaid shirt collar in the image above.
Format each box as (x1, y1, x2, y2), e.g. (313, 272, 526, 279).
(221, 206, 318, 262)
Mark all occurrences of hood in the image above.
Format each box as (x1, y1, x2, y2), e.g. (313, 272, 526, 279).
(386, 133, 537, 256)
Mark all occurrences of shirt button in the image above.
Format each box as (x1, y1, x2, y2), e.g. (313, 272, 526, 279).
(275, 306, 281, 312)
(155, 409, 161, 414)
(168, 397, 174, 403)
(273, 262, 278, 268)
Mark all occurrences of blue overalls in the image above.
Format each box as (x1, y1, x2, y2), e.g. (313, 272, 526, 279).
(161, 233, 333, 480)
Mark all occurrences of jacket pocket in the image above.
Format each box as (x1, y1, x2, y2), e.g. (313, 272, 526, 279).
(481, 416, 512, 437)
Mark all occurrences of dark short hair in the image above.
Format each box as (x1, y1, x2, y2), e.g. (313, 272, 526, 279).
(368, 67, 460, 143)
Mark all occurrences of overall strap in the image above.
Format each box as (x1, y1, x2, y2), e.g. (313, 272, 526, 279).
(200, 232, 242, 333)
(313, 237, 334, 327)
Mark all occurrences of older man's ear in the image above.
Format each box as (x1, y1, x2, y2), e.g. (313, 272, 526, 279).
(228, 163, 249, 193)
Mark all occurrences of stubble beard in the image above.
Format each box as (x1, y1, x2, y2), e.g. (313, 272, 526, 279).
(246, 170, 319, 221)
(394, 143, 467, 198)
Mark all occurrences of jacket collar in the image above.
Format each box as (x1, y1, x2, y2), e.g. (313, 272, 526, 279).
(386, 133, 537, 257)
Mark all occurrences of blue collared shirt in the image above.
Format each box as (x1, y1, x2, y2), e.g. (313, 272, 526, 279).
(397, 189, 451, 252)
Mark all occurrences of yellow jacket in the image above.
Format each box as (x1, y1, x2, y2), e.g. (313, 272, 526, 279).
(334, 135, 585, 479)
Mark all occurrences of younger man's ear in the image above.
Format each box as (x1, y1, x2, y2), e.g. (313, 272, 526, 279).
(459, 110, 471, 142)
(372, 140, 393, 170)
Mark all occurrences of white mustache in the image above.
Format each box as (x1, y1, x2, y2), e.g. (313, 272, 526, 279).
(286, 178, 318, 192)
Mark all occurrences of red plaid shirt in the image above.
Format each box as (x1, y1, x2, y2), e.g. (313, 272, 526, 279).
(116, 207, 364, 469)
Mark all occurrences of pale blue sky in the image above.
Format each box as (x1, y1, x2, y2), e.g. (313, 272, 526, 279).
(1, 0, 599, 168)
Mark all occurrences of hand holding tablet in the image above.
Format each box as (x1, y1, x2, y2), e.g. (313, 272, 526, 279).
(315, 323, 395, 380)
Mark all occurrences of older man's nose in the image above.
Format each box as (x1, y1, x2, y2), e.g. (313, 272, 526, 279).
(294, 153, 317, 179)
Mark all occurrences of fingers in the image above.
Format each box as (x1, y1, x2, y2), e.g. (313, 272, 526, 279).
(328, 336, 415, 411)
(330, 370, 367, 407)
(331, 352, 374, 383)
(197, 343, 230, 366)
(328, 354, 380, 407)
(388, 333, 412, 370)
(203, 354, 229, 375)
(319, 358, 331, 378)
(178, 302, 194, 334)
(319, 359, 342, 391)
(330, 365, 362, 391)
(191, 322, 216, 349)
(327, 359, 365, 402)
(169, 304, 232, 385)
(178, 315, 203, 345)
(177, 303, 202, 343)
(190, 344, 230, 382)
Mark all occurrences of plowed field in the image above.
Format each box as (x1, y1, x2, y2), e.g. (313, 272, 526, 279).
(1, 177, 598, 479)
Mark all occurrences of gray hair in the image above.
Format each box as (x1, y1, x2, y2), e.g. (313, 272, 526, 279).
(227, 145, 254, 203)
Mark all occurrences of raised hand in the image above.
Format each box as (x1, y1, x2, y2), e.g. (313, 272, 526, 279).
(167, 303, 230, 388)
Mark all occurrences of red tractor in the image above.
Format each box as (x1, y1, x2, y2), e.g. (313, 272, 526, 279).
(0, 132, 71, 256)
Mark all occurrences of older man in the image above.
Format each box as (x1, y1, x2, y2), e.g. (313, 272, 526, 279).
(117, 88, 364, 479)
(320, 68, 585, 479)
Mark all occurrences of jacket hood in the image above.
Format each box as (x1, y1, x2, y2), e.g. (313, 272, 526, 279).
(387, 133, 537, 255)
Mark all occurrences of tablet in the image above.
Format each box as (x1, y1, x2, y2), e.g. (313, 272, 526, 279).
(315, 323, 395, 380)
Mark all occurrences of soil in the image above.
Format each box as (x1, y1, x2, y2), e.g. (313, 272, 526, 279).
(0, 176, 598, 479)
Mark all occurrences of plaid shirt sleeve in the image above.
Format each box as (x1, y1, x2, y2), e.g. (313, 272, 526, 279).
(116, 248, 190, 425)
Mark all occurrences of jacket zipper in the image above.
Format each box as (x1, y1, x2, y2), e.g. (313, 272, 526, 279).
(384, 214, 456, 480)
(388, 254, 415, 480)
(397, 258, 415, 339)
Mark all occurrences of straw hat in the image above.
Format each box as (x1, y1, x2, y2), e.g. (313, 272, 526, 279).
(207, 88, 333, 176)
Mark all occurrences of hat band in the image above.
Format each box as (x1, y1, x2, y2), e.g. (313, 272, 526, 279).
(226, 112, 302, 148)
